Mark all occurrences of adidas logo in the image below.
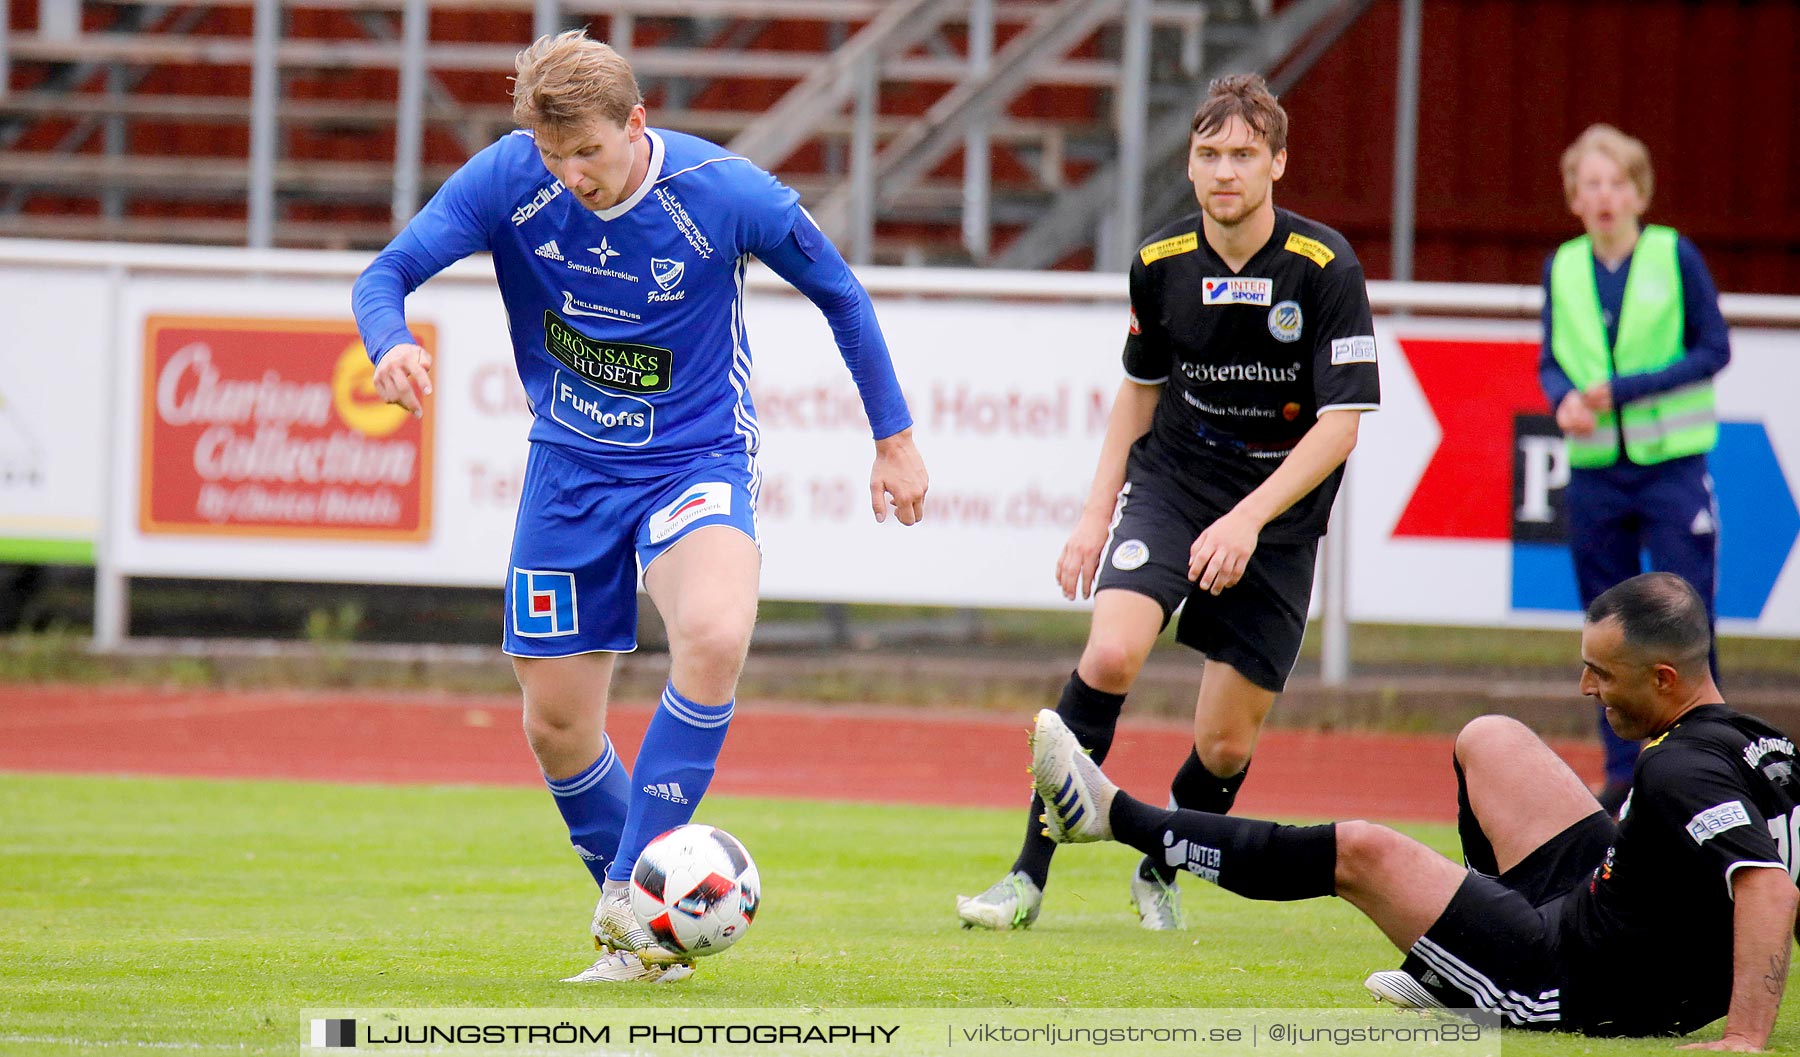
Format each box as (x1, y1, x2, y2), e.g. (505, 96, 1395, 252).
(644, 782, 689, 805)
(535, 239, 566, 262)
(1049, 773, 1086, 830)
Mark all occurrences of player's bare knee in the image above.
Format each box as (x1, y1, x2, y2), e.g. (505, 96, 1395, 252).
(668, 613, 753, 676)
(1079, 639, 1146, 691)
(1454, 714, 1533, 767)
(1331, 819, 1397, 893)
(1195, 735, 1254, 778)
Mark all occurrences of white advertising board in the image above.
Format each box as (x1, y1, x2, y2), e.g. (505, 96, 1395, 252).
(4, 241, 1799, 636)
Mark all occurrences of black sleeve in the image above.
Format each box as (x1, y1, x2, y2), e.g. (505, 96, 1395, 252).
(1308, 258, 1380, 414)
(1121, 258, 1171, 384)
(1636, 747, 1788, 897)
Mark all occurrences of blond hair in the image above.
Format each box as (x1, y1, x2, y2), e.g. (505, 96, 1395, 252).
(1561, 123, 1654, 206)
(511, 29, 643, 132)
(1191, 73, 1288, 155)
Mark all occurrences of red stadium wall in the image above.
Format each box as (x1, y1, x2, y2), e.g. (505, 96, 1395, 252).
(1276, 0, 1800, 292)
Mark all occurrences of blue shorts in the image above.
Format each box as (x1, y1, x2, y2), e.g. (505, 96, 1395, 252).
(503, 443, 760, 657)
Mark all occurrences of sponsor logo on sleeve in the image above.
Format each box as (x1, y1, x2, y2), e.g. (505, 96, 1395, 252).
(1128, 307, 1141, 335)
(1139, 231, 1198, 265)
(1686, 800, 1753, 845)
(1330, 335, 1379, 365)
(649, 481, 733, 544)
(542, 311, 669, 392)
(1267, 301, 1304, 343)
(511, 568, 578, 637)
(1283, 232, 1336, 267)
(1201, 277, 1274, 306)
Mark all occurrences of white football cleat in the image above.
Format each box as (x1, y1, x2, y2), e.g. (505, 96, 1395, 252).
(1029, 708, 1116, 843)
(955, 871, 1043, 930)
(591, 891, 690, 965)
(562, 950, 694, 984)
(1129, 861, 1184, 930)
(1365, 970, 1446, 1009)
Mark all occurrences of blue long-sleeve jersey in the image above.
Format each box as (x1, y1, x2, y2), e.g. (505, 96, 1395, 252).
(1538, 235, 1731, 412)
(353, 127, 912, 479)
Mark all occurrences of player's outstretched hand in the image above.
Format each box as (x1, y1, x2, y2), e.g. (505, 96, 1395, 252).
(871, 428, 928, 525)
(373, 343, 434, 418)
(1189, 507, 1261, 595)
(1056, 512, 1111, 600)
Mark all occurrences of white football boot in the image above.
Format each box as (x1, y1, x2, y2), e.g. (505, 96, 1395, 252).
(1029, 709, 1117, 843)
(562, 890, 693, 983)
(955, 870, 1043, 930)
(1128, 861, 1184, 930)
(1365, 970, 1446, 1009)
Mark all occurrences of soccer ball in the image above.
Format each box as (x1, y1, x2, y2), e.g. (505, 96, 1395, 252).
(629, 824, 760, 958)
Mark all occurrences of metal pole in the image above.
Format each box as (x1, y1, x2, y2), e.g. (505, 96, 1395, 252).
(247, 0, 280, 248)
(960, 0, 993, 261)
(0, 0, 11, 102)
(532, 0, 558, 42)
(1320, 475, 1350, 686)
(611, 12, 634, 53)
(102, 64, 125, 220)
(849, 55, 877, 266)
(1389, 0, 1421, 283)
(93, 265, 130, 652)
(391, 0, 427, 228)
(1113, 0, 1149, 270)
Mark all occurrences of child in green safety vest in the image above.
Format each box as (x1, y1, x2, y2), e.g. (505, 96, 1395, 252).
(1538, 123, 1731, 814)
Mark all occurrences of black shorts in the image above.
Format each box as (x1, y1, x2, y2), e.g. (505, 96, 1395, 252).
(1092, 478, 1318, 692)
(1400, 811, 1616, 1031)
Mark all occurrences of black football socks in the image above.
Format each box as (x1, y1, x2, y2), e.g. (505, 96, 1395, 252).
(1141, 749, 1251, 885)
(1111, 790, 1336, 902)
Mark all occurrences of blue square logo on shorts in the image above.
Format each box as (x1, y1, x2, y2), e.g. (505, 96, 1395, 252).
(512, 569, 578, 637)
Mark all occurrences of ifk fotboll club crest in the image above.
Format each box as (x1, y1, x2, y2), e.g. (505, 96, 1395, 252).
(651, 257, 685, 292)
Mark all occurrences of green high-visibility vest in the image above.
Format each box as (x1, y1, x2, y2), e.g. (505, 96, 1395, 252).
(1549, 224, 1717, 468)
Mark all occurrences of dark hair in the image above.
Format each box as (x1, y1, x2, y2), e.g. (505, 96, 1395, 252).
(1190, 73, 1288, 155)
(1586, 572, 1712, 674)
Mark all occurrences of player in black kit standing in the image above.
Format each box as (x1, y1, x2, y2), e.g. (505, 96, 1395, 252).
(957, 73, 1380, 932)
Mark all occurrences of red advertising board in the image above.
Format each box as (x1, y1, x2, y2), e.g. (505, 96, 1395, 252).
(140, 316, 435, 541)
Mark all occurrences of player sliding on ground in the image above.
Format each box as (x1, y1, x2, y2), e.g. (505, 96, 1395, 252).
(1030, 572, 1798, 1048)
(352, 30, 927, 983)
(958, 73, 1378, 932)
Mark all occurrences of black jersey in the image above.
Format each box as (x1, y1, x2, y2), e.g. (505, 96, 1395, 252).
(1559, 704, 1800, 1035)
(1121, 208, 1380, 542)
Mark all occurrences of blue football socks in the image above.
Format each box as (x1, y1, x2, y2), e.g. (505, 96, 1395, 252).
(545, 734, 631, 888)
(606, 683, 733, 883)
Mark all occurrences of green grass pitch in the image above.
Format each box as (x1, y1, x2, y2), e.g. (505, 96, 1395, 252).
(2, 773, 1794, 1054)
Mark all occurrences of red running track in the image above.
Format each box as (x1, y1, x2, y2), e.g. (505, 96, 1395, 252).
(0, 685, 1603, 822)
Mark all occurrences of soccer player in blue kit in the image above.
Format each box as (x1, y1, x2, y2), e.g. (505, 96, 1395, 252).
(352, 30, 928, 983)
